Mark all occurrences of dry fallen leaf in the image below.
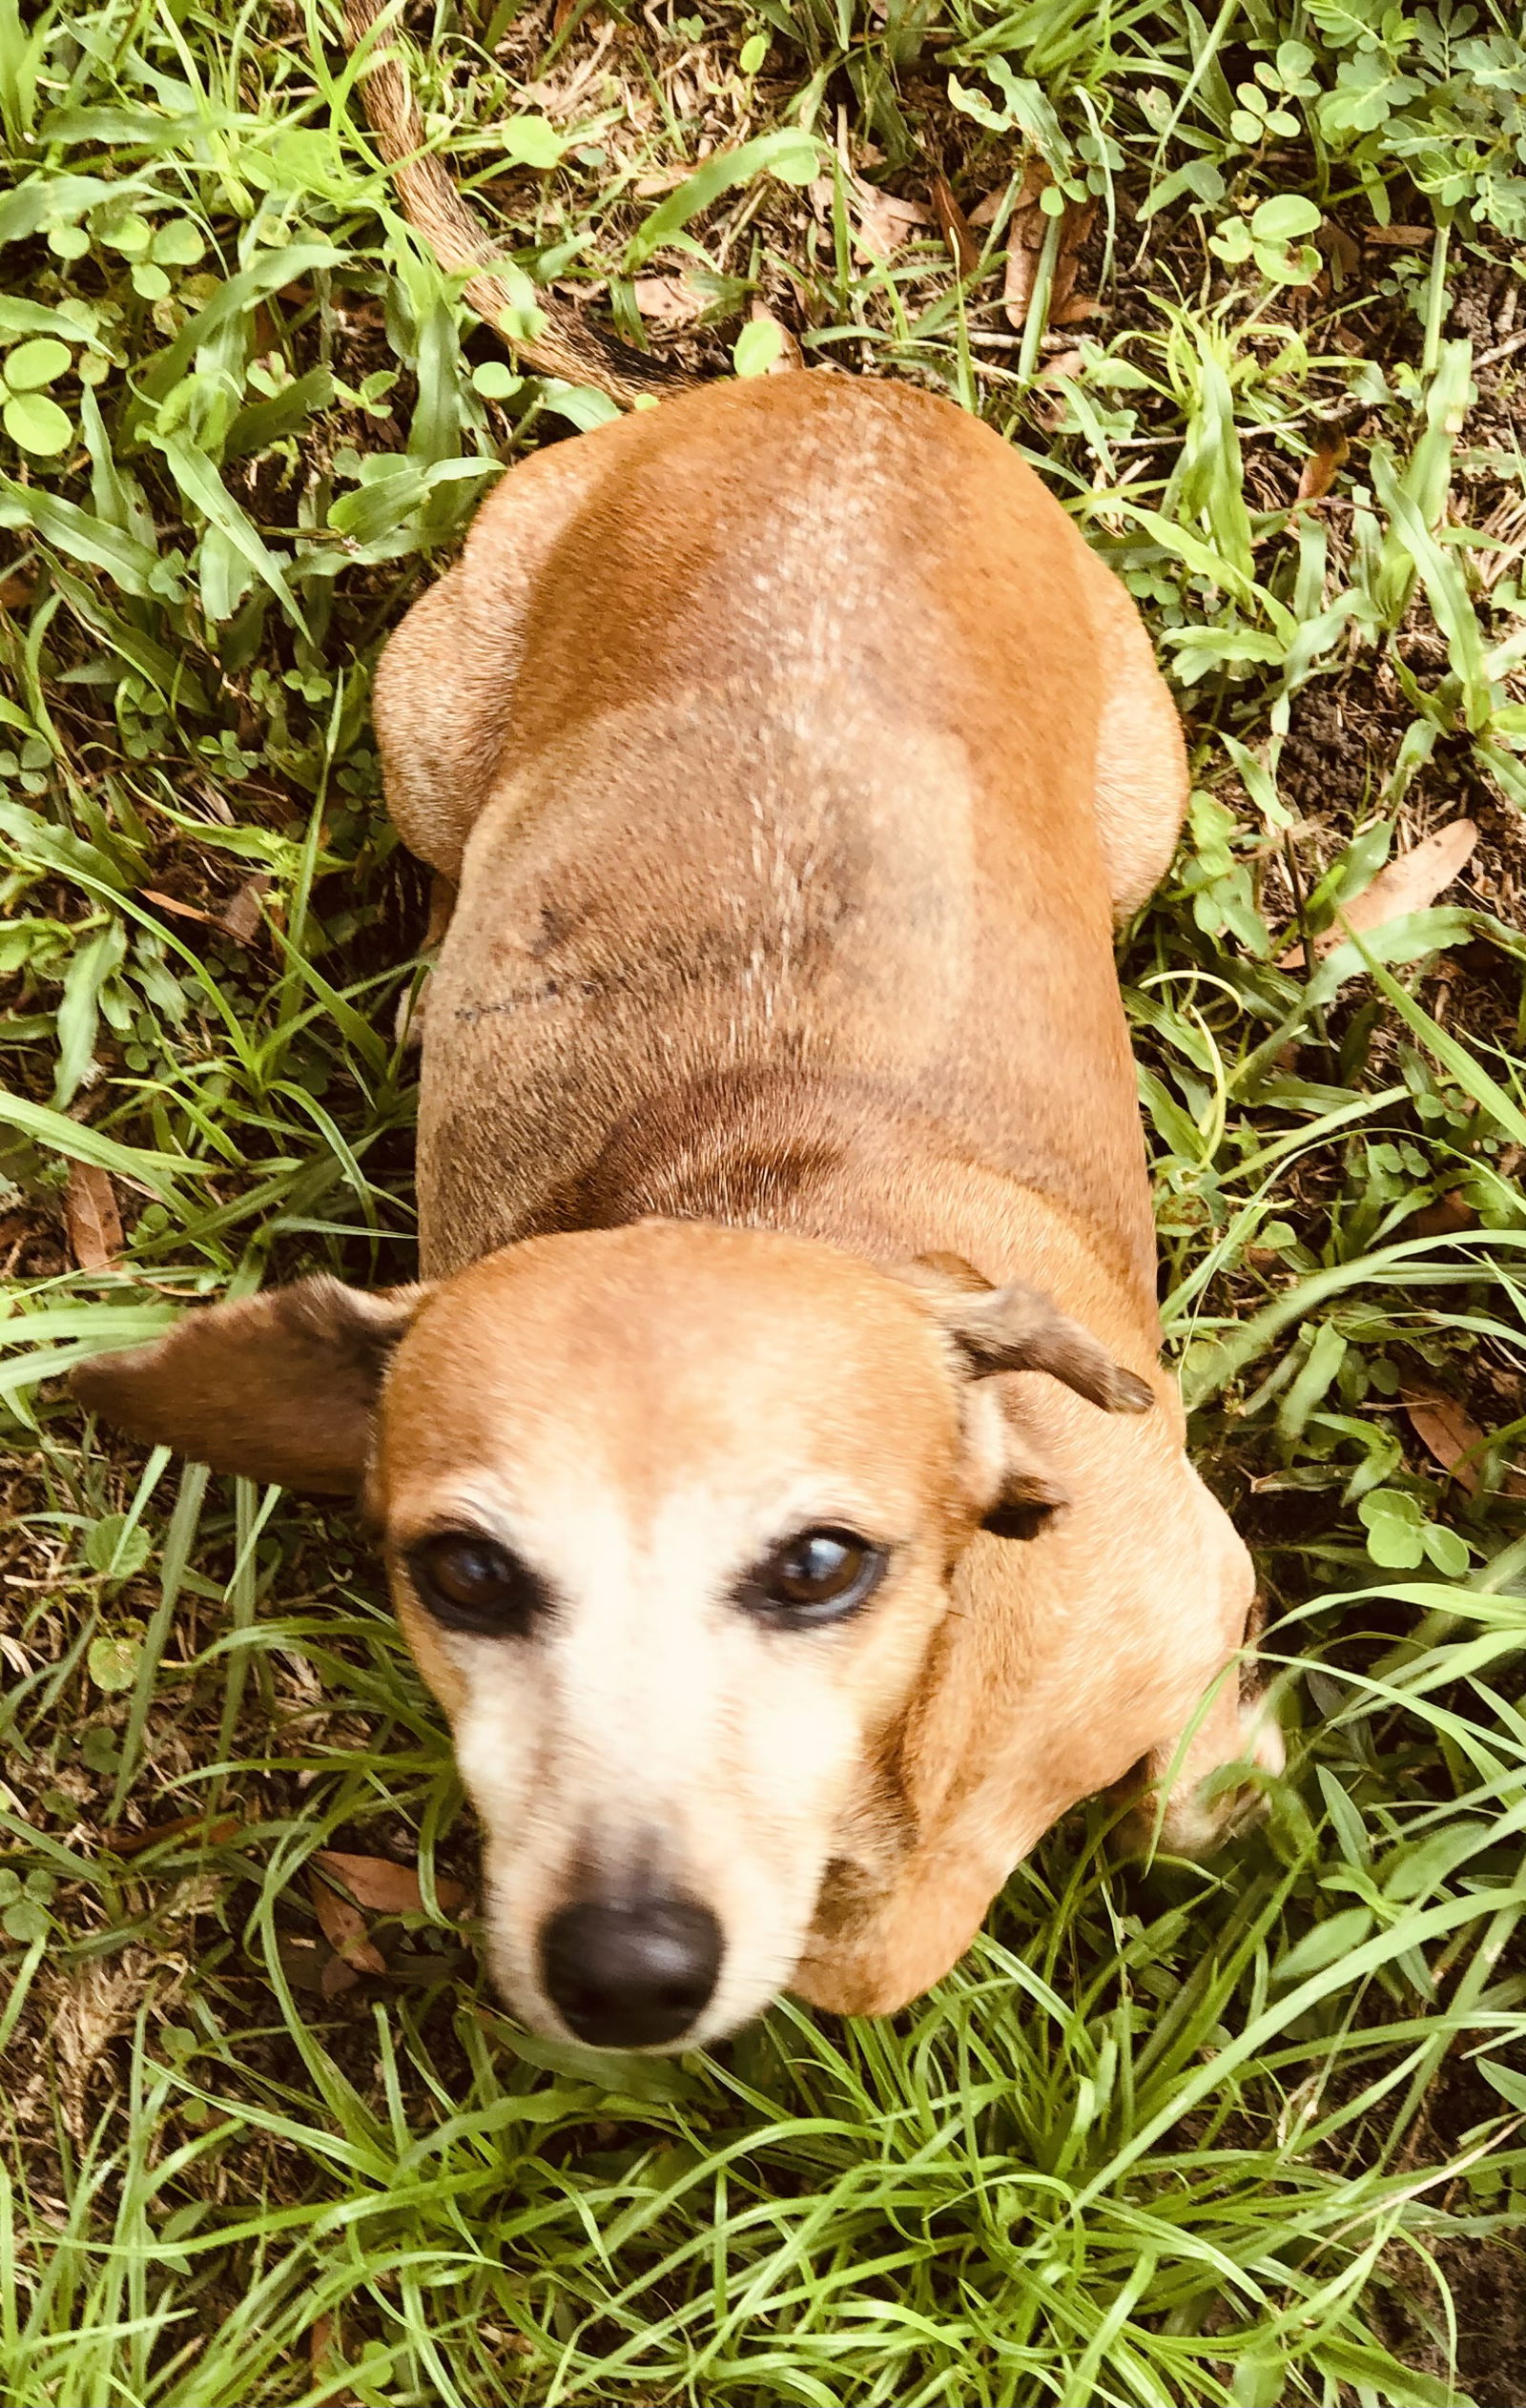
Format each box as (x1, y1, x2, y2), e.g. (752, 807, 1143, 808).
(632, 165, 690, 198)
(308, 1867, 387, 1975)
(65, 1162, 123, 1270)
(217, 875, 271, 947)
(113, 1812, 243, 1856)
(998, 161, 1096, 332)
(632, 273, 706, 328)
(851, 182, 929, 262)
(313, 1848, 467, 1917)
(1405, 1390, 1487, 1494)
(1414, 1189, 1477, 1238)
(929, 172, 979, 278)
(278, 1934, 343, 1994)
(1322, 221, 1361, 287)
(1028, 347, 1086, 433)
(141, 887, 215, 925)
(1281, 818, 1477, 967)
(1294, 425, 1350, 505)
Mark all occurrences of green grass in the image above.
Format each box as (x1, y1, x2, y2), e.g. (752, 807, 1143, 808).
(3, 0, 1526, 2400)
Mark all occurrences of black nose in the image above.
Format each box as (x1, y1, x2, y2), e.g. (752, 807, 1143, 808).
(539, 1894, 723, 2049)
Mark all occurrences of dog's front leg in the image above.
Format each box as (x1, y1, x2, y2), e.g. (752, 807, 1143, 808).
(1114, 1649, 1285, 1861)
(791, 1846, 1007, 2022)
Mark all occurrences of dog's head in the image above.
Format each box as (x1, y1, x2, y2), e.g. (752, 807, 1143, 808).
(74, 1221, 1150, 2048)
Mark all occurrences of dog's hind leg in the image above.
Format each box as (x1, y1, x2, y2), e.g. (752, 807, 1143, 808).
(392, 870, 458, 1049)
(371, 427, 624, 883)
(1073, 543, 1190, 923)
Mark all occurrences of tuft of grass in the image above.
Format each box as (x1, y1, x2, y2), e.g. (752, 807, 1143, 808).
(2, 1, 1525, 2402)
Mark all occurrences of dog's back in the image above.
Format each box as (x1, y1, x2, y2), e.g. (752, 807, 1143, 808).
(375, 378, 1166, 1286)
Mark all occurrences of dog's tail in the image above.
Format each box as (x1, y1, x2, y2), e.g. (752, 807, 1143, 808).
(342, 0, 696, 407)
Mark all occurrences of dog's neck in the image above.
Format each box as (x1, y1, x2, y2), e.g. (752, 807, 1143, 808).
(518, 1064, 869, 1234)
(514, 1065, 1156, 1331)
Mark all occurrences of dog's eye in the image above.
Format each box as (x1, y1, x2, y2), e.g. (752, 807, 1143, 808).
(743, 1527, 885, 1624)
(407, 1533, 546, 1636)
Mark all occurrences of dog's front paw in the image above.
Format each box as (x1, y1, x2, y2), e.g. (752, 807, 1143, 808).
(1114, 1691, 1285, 1862)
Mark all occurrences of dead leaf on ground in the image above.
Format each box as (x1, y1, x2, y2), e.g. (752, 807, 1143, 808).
(1002, 161, 1095, 332)
(141, 887, 216, 925)
(276, 1934, 344, 1994)
(65, 1163, 123, 1270)
(307, 1867, 387, 1975)
(52, 1955, 155, 2139)
(313, 1848, 467, 1918)
(851, 182, 929, 262)
(113, 1812, 243, 1855)
(308, 2310, 359, 2405)
(1405, 1390, 1489, 1494)
(632, 273, 706, 328)
(632, 164, 690, 198)
(1414, 1189, 1477, 1238)
(1028, 347, 1085, 432)
(747, 295, 803, 371)
(929, 172, 979, 278)
(1322, 221, 1361, 287)
(1405, 1389, 1526, 1497)
(217, 875, 270, 947)
(1294, 424, 1350, 505)
(1281, 818, 1478, 967)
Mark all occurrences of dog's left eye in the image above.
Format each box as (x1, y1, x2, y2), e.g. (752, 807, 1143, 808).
(406, 1532, 547, 1636)
(741, 1527, 885, 1624)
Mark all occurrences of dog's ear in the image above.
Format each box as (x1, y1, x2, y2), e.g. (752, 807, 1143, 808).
(906, 1252, 1155, 1414)
(900, 1254, 1154, 1541)
(71, 1276, 429, 1494)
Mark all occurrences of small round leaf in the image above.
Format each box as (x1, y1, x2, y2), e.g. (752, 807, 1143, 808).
(732, 318, 782, 379)
(471, 359, 521, 400)
(500, 115, 565, 170)
(84, 1513, 153, 1577)
(3, 1899, 52, 1945)
(1250, 193, 1322, 241)
(89, 1631, 145, 1694)
(3, 391, 72, 455)
(3, 337, 72, 392)
(151, 217, 206, 266)
(1423, 1523, 1470, 1577)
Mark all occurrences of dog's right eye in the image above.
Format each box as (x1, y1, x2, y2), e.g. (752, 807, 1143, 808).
(739, 1527, 886, 1626)
(406, 1533, 546, 1636)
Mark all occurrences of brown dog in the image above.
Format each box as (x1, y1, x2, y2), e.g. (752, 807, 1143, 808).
(75, 369, 1280, 2052)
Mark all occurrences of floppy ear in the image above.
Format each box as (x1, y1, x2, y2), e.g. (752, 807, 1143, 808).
(902, 1253, 1154, 1541)
(909, 1251, 1155, 1415)
(71, 1276, 428, 1494)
